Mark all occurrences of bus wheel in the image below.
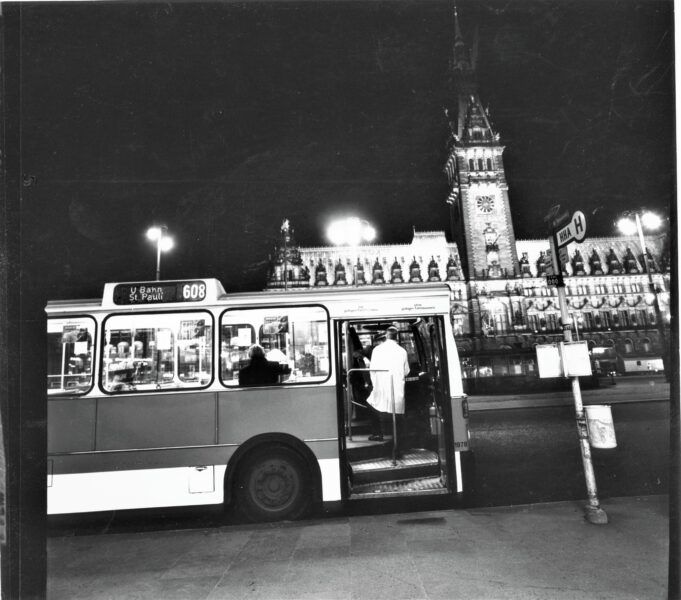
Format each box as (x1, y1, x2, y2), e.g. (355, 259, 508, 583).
(235, 446, 311, 522)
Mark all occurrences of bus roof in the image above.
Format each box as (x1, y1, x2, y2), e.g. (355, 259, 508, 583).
(46, 278, 454, 318)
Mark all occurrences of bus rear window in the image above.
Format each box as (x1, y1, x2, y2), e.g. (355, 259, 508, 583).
(47, 317, 96, 396)
(220, 305, 330, 386)
(101, 311, 213, 393)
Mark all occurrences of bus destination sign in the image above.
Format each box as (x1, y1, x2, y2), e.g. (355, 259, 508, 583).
(113, 281, 207, 305)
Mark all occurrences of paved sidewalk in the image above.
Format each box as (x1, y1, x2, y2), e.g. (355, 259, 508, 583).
(48, 495, 669, 600)
(468, 375, 669, 411)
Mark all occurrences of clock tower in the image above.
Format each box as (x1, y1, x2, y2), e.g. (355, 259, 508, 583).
(444, 4, 518, 279)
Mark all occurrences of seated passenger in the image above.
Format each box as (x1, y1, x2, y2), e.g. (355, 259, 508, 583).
(110, 366, 135, 392)
(239, 344, 284, 386)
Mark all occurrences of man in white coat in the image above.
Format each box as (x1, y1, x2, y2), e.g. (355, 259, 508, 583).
(366, 326, 410, 450)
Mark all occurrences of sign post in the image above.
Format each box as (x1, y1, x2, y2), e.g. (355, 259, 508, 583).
(548, 211, 608, 525)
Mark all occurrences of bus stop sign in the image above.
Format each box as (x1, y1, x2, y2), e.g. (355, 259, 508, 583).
(546, 273, 564, 287)
(555, 211, 587, 247)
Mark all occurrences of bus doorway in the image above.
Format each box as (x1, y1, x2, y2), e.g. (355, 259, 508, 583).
(337, 318, 453, 499)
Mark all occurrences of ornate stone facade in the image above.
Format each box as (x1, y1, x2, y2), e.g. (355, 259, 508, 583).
(267, 227, 669, 371)
(266, 8, 671, 378)
(268, 229, 466, 295)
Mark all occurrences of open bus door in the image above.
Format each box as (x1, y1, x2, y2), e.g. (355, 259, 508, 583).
(413, 317, 451, 487)
(337, 317, 461, 500)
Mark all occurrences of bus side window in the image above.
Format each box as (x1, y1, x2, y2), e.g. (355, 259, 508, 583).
(101, 312, 212, 393)
(220, 324, 255, 383)
(221, 306, 330, 387)
(47, 317, 96, 396)
(177, 318, 213, 384)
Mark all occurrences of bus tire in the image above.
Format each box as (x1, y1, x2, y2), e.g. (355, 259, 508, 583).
(234, 445, 311, 522)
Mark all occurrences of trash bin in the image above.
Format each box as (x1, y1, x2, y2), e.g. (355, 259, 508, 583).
(585, 404, 617, 449)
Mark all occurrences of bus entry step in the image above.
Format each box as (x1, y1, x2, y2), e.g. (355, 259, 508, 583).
(349, 449, 440, 485)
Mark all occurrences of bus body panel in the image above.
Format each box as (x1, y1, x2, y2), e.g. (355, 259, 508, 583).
(217, 386, 338, 446)
(49, 446, 237, 475)
(323, 294, 450, 320)
(96, 392, 217, 451)
(444, 318, 470, 451)
(48, 397, 97, 453)
(48, 455, 343, 515)
(48, 465, 228, 514)
(444, 318, 464, 397)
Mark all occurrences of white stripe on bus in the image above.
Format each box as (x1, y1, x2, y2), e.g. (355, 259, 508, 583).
(455, 451, 463, 493)
(318, 458, 341, 501)
(48, 458, 342, 514)
(47, 466, 228, 514)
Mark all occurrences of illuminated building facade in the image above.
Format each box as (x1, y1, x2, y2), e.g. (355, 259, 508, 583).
(267, 8, 671, 383)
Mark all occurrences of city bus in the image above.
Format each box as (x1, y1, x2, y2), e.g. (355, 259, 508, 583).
(46, 279, 470, 521)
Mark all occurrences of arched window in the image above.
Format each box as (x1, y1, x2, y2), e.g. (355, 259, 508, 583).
(469, 158, 475, 171)
(546, 313, 559, 331)
(528, 314, 539, 331)
(640, 337, 651, 353)
(600, 312, 612, 328)
(582, 312, 595, 329)
(486, 158, 493, 170)
(477, 158, 484, 171)
(623, 338, 634, 354)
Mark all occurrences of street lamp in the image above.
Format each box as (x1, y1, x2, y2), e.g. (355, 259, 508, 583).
(327, 217, 376, 246)
(146, 225, 174, 281)
(327, 217, 376, 286)
(616, 210, 667, 374)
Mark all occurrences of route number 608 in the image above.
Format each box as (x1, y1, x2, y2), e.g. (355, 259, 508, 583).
(182, 283, 206, 301)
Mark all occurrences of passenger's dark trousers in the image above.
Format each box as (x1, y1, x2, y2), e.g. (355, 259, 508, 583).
(371, 407, 406, 449)
(367, 404, 383, 437)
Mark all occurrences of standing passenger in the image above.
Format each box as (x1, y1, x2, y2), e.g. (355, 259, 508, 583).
(366, 326, 410, 452)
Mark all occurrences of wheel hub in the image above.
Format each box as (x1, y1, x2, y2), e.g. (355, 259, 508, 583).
(251, 461, 298, 509)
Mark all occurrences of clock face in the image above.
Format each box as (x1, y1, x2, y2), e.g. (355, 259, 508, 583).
(477, 196, 495, 213)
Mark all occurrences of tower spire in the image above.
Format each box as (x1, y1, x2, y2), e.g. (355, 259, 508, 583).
(454, 2, 464, 45)
(451, 1, 474, 75)
(443, 2, 518, 280)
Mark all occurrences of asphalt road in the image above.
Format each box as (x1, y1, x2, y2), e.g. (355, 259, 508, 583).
(467, 399, 670, 507)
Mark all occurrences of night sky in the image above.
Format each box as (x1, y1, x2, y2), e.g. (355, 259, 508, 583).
(15, 0, 675, 298)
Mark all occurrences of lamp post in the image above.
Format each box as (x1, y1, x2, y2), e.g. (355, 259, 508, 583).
(327, 218, 376, 285)
(146, 225, 174, 281)
(616, 210, 667, 375)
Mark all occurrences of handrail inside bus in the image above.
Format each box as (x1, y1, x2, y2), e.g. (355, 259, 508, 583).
(346, 367, 398, 466)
